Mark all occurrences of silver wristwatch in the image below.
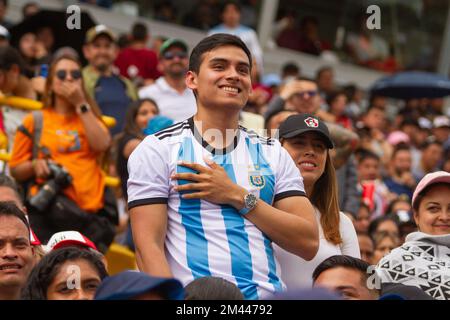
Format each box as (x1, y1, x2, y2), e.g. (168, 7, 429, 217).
(239, 193, 258, 215)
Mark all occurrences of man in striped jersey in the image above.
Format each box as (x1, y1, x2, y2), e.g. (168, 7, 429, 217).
(128, 34, 319, 299)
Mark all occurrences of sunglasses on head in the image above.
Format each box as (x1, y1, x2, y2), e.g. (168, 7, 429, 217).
(163, 51, 187, 60)
(294, 90, 318, 98)
(55, 69, 82, 81)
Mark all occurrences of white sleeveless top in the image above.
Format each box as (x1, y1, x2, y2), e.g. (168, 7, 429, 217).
(274, 208, 360, 289)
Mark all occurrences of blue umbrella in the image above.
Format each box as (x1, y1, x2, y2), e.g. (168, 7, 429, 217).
(370, 71, 450, 99)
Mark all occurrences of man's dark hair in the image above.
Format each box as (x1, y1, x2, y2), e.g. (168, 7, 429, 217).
(316, 66, 333, 79)
(184, 276, 244, 300)
(312, 255, 370, 283)
(21, 247, 108, 300)
(342, 84, 357, 100)
(22, 2, 38, 18)
(189, 33, 252, 74)
(281, 62, 300, 78)
(131, 22, 148, 42)
(0, 201, 29, 233)
(368, 216, 399, 239)
(326, 90, 347, 107)
(0, 46, 23, 71)
(420, 136, 442, 151)
(117, 33, 131, 49)
(220, 0, 241, 14)
(355, 148, 380, 164)
(0, 174, 24, 204)
(400, 118, 419, 129)
(0, 0, 8, 7)
(391, 142, 411, 160)
(368, 94, 385, 109)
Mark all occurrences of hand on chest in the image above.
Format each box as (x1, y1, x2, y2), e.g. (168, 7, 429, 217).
(172, 149, 276, 204)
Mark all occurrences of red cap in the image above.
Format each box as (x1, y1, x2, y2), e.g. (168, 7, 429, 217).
(46, 231, 98, 253)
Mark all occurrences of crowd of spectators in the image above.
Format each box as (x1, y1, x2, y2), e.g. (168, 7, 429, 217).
(0, 0, 448, 301)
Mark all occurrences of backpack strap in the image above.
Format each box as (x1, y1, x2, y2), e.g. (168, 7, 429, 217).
(16, 125, 33, 139)
(17, 111, 44, 200)
(17, 111, 47, 159)
(31, 110, 43, 159)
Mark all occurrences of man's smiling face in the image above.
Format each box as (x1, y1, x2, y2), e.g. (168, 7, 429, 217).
(186, 45, 252, 111)
(0, 215, 33, 291)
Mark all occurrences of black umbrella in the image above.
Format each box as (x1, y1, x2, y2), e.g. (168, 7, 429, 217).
(10, 9, 97, 63)
(371, 71, 450, 99)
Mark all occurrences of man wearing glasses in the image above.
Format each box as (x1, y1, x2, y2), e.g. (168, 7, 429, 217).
(139, 39, 196, 122)
(264, 78, 359, 170)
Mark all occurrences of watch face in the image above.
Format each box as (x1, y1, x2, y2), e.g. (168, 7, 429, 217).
(245, 193, 257, 208)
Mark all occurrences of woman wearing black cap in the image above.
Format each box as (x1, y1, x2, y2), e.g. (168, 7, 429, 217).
(274, 113, 360, 289)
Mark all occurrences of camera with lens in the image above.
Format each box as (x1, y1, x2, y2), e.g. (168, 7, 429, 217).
(28, 162, 73, 212)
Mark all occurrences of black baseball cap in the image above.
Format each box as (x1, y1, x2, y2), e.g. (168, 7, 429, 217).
(278, 113, 334, 149)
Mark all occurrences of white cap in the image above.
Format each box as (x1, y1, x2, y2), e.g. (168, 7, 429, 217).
(45, 231, 98, 253)
(433, 115, 450, 128)
(0, 25, 9, 39)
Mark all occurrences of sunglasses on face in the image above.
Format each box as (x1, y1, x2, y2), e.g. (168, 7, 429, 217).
(163, 51, 188, 60)
(55, 69, 82, 81)
(293, 90, 318, 99)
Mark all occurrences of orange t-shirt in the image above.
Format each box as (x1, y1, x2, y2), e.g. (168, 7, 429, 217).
(9, 108, 106, 212)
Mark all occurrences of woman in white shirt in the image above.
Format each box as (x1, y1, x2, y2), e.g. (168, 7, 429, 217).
(274, 114, 360, 289)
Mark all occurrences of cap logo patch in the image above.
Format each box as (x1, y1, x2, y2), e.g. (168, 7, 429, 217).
(304, 117, 319, 128)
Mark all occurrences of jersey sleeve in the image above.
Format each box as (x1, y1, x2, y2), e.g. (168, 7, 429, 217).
(127, 135, 170, 209)
(9, 113, 34, 168)
(273, 143, 306, 202)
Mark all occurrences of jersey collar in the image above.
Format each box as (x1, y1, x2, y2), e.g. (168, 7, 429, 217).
(188, 117, 240, 155)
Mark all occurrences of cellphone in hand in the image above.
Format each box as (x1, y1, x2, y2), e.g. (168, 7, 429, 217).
(38, 64, 49, 78)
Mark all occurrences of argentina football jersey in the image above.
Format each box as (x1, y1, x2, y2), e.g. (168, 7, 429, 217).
(127, 117, 306, 299)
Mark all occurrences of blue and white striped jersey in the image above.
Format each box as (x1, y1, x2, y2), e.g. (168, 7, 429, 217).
(127, 117, 306, 299)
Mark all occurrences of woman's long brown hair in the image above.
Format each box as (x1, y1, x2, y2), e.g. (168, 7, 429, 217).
(310, 151, 342, 245)
(41, 55, 103, 119)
